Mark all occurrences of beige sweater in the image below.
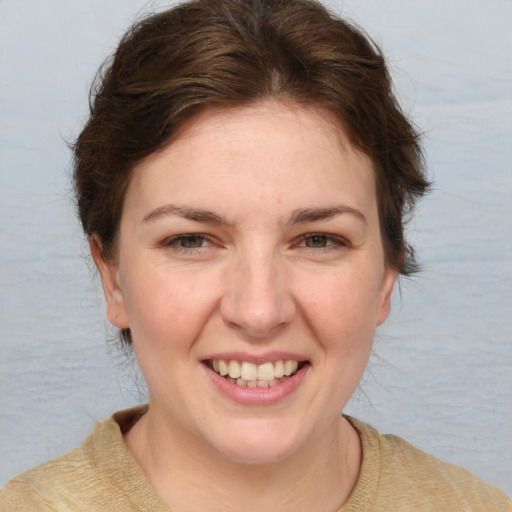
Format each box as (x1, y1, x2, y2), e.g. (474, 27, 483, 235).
(1, 406, 510, 511)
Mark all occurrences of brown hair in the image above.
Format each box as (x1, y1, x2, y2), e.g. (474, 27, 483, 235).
(73, 0, 429, 343)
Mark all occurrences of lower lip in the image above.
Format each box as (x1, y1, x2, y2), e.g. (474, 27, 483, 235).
(203, 363, 310, 406)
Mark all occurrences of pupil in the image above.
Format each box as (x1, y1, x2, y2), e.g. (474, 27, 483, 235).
(307, 235, 327, 247)
(182, 235, 202, 248)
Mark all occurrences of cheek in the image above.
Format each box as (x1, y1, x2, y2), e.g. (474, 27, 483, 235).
(121, 265, 221, 350)
(297, 268, 382, 349)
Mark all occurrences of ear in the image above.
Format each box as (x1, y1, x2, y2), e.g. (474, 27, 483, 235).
(90, 235, 129, 329)
(376, 267, 397, 326)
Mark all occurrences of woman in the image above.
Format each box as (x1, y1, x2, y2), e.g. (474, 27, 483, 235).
(1, 0, 510, 510)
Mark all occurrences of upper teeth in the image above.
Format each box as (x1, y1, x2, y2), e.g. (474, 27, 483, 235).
(212, 359, 299, 381)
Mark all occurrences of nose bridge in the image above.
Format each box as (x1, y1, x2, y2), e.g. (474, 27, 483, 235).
(220, 243, 294, 338)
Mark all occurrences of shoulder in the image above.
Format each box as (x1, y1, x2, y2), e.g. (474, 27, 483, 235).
(345, 417, 512, 512)
(0, 406, 159, 512)
(0, 446, 91, 511)
(378, 432, 510, 510)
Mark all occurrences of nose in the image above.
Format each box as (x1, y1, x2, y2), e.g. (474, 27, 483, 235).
(219, 250, 296, 339)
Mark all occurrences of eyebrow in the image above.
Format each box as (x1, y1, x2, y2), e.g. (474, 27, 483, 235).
(288, 206, 367, 225)
(142, 203, 367, 226)
(142, 204, 232, 226)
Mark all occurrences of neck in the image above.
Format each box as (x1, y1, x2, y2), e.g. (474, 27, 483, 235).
(125, 402, 361, 512)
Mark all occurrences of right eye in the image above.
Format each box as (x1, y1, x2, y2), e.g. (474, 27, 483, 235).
(163, 234, 209, 250)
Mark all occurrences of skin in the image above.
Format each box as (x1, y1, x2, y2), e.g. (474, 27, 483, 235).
(92, 100, 397, 511)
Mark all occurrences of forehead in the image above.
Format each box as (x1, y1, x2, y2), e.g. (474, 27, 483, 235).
(126, 100, 376, 220)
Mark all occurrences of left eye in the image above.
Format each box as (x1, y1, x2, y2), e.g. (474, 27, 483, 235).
(302, 234, 345, 248)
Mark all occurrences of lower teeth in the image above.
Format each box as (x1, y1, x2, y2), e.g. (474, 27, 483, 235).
(226, 375, 289, 387)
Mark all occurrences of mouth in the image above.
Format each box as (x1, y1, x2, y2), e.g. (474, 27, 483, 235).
(204, 359, 308, 388)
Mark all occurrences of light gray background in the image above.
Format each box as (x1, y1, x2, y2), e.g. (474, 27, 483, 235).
(1, 0, 511, 495)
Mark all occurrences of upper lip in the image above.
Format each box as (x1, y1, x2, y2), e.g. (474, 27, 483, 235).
(201, 351, 309, 365)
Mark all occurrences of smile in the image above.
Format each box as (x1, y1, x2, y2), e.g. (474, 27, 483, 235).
(205, 359, 306, 388)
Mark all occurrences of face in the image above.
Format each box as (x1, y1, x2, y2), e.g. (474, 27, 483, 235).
(95, 101, 396, 464)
